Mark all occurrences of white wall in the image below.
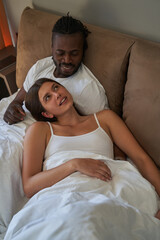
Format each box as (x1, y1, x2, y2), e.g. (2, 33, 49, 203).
(33, 0, 160, 42)
(4, 0, 33, 46)
(4, 0, 160, 43)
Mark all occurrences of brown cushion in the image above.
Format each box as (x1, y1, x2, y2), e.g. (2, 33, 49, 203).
(123, 40, 160, 168)
(16, 7, 59, 88)
(84, 24, 135, 116)
(16, 7, 135, 116)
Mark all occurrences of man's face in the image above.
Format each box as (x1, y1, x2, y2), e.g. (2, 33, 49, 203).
(52, 32, 84, 78)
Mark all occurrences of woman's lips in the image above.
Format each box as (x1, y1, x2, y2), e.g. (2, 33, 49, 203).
(59, 97, 67, 106)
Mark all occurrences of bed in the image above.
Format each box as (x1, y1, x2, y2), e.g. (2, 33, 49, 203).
(0, 93, 34, 239)
(1, 7, 160, 239)
(0, 95, 160, 239)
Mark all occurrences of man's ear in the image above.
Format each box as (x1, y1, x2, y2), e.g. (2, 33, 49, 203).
(41, 112, 54, 119)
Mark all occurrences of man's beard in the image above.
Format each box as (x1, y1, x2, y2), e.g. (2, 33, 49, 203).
(52, 57, 81, 78)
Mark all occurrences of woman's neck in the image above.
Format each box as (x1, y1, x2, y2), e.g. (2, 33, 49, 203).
(56, 107, 85, 126)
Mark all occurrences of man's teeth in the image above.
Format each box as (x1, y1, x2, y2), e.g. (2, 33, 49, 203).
(63, 66, 72, 69)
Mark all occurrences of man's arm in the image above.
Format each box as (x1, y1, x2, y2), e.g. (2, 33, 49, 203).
(3, 87, 26, 124)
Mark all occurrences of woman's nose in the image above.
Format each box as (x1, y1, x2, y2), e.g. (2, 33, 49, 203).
(53, 91, 61, 99)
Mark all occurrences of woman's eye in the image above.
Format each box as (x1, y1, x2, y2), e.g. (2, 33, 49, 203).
(54, 85, 58, 91)
(45, 95, 50, 101)
(51, 84, 59, 92)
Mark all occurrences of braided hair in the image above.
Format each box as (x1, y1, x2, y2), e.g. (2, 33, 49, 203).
(52, 13, 91, 52)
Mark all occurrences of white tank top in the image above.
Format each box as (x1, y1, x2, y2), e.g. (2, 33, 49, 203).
(45, 114, 114, 160)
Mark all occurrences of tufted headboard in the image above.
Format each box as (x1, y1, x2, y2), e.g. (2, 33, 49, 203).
(16, 7, 135, 116)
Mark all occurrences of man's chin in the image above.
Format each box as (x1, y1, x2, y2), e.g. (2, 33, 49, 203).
(60, 67, 78, 77)
(54, 64, 81, 78)
(62, 70, 74, 76)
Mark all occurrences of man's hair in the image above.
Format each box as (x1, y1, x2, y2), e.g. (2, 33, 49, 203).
(52, 14, 91, 52)
(25, 78, 58, 122)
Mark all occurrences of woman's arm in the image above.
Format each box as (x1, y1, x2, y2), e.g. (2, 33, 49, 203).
(99, 110, 160, 197)
(22, 122, 112, 198)
(22, 122, 76, 198)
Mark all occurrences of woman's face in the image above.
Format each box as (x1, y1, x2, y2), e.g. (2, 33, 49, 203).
(38, 81, 73, 118)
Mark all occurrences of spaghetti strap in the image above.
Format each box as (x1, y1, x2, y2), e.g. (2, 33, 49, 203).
(47, 122, 54, 136)
(94, 113, 101, 128)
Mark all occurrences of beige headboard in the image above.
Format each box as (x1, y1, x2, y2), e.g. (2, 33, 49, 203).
(17, 7, 160, 168)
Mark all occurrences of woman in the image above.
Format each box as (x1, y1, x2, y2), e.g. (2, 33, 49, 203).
(4, 78, 160, 240)
(23, 78, 160, 217)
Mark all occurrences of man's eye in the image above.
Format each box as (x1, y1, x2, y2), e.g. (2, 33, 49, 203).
(56, 51, 64, 56)
(71, 50, 79, 56)
(71, 51, 78, 56)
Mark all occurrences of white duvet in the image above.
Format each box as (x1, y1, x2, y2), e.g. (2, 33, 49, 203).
(4, 150, 160, 239)
(0, 94, 160, 240)
(0, 93, 35, 239)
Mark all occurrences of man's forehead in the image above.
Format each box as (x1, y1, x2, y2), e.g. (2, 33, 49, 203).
(52, 32, 84, 47)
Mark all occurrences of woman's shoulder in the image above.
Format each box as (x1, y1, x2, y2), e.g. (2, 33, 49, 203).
(96, 109, 120, 125)
(26, 121, 49, 135)
(96, 109, 115, 118)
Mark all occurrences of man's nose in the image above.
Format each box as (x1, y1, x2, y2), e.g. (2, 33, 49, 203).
(63, 54, 71, 63)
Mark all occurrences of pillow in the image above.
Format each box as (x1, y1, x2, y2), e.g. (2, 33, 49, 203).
(83, 24, 135, 116)
(123, 40, 160, 168)
(16, 7, 59, 88)
(16, 7, 135, 116)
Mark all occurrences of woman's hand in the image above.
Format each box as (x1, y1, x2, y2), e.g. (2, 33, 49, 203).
(72, 158, 112, 182)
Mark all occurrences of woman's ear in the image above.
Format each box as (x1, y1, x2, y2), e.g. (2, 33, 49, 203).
(41, 112, 54, 119)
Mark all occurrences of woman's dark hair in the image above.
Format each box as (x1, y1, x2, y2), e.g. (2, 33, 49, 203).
(25, 78, 57, 122)
(52, 14, 91, 52)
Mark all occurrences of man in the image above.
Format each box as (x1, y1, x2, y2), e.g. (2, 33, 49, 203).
(3, 14, 108, 124)
(3, 14, 124, 159)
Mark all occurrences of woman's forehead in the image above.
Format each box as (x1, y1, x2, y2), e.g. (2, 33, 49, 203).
(38, 82, 54, 99)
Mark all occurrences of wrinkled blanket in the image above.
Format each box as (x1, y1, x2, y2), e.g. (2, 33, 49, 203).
(4, 150, 160, 240)
(0, 93, 35, 239)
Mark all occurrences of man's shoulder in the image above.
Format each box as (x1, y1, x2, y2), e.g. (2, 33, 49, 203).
(24, 56, 54, 91)
(31, 56, 53, 71)
(79, 63, 94, 78)
(33, 56, 53, 70)
(78, 63, 104, 87)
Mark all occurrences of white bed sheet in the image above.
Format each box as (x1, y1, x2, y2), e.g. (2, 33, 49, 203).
(4, 150, 160, 239)
(0, 93, 35, 239)
(0, 94, 160, 240)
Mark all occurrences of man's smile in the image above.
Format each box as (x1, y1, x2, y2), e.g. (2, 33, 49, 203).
(60, 63, 75, 70)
